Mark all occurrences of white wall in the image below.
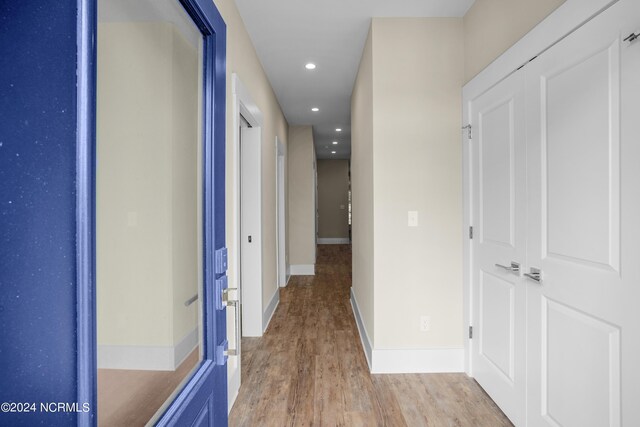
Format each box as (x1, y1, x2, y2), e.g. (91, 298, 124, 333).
(287, 126, 317, 270)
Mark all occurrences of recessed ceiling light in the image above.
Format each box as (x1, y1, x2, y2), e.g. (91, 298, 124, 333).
(311, 107, 319, 112)
(331, 151, 336, 154)
(332, 141, 338, 145)
(305, 63, 316, 70)
(336, 128, 342, 132)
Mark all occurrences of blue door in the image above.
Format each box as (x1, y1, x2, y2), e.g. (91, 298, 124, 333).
(0, 0, 228, 425)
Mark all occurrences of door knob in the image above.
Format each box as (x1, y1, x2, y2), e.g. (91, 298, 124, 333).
(495, 261, 521, 274)
(524, 267, 542, 283)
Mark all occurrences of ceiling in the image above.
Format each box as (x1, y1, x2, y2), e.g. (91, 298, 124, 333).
(234, 0, 475, 159)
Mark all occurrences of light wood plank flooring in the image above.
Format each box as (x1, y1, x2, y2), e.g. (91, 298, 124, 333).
(230, 244, 512, 426)
(97, 349, 199, 426)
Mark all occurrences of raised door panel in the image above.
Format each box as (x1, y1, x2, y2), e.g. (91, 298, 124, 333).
(471, 69, 526, 427)
(542, 298, 620, 427)
(542, 41, 619, 271)
(479, 272, 515, 383)
(480, 100, 515, 248)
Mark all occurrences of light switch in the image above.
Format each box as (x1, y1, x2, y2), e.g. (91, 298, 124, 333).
(340, 205, 345, 210)
(408, 211, 418, 227)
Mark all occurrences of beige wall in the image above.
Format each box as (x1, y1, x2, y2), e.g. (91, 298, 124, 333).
(464, 0, 566, 82)
(352, 18, 464, 350)
(352, 0, 566, 352)
(170, 30, 202, 344)
(351, 28, 375, 341)
(97, 23, 200, 348)
(97, 0, 290, 366)
(287, 126, 317, 267)
(212, 0, 289, 311)
(372, 18, 464, 348)
(317, 160, 350, 239)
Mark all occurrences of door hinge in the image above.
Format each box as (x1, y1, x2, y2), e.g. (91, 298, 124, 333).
(469, 326, 473, 339)
(469, 226, 473, 239)
(462, 124, 472, 139)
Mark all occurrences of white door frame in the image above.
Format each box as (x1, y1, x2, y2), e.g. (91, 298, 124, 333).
(229, 74, 263, 411)
(276, 138, 287, 287)
(462, 0, 619, 375)
(313, 156, 317, 260)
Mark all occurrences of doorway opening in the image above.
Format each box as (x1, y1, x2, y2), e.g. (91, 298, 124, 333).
(316, 159, 351, 245)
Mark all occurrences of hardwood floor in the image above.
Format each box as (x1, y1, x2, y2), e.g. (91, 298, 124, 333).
(229, 244, 512, 426)
(97, 348, 200, 426)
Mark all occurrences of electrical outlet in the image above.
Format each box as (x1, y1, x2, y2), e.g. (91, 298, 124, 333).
(420, 315, 431, 332)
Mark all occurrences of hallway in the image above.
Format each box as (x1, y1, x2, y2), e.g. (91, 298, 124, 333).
(229, 245, 512, 426)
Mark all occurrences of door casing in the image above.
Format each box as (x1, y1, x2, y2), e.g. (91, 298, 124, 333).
(276, 137, 287, 288)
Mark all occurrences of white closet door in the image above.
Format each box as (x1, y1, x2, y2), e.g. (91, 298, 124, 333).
(471, 70, 527, 426)
(525, 1, 640, 426)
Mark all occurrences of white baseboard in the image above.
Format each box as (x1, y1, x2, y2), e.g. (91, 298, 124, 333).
(289, 264, 315, 275)
(263, 289, 280, 332)
(98, 328, 198, 371)
(350, 288, 373, 369)
(350, 288, 463, 373)
(371, 348, 464, 374)
(227, 367, 240, 413)
(174, 328, 199, 368)
(318, 237, 350, 244)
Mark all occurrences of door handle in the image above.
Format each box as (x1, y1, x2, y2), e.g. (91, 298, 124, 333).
(223, 288, 240, 357)
(495, 261, 520, 274)
(524, 267, 542, 283)
(624, 32, 638, 43)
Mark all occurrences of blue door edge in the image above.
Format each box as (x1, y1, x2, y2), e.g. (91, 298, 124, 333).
(75, 0, 97, 425)
(73, 0, 228, 425)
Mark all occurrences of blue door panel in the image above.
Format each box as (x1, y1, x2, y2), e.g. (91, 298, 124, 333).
(1, 2, 79, 426)
(192, 399, 212, 427)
